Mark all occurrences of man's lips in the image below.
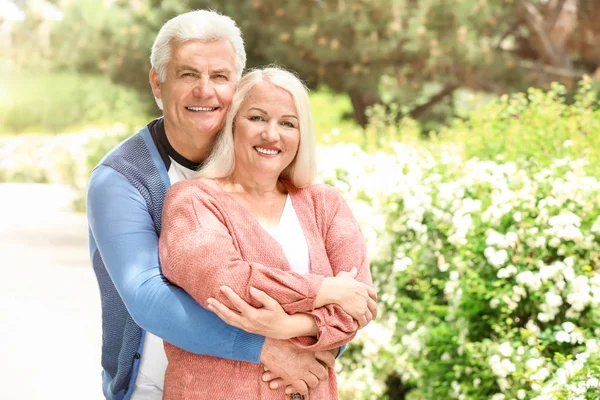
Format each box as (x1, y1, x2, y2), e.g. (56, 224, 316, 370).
(186, 106, 218, 111)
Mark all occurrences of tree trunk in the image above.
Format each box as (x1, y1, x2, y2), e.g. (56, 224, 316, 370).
(347, 89, 381, 128)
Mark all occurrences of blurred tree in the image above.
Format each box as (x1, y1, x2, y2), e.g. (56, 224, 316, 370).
(14, 0, 600, 127)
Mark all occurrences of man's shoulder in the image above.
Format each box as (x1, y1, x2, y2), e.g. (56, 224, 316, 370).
(99, 126, 150, 168)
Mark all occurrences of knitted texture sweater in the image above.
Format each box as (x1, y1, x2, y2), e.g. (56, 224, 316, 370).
(159, 178, 373, 400)
(87, 126, 265, 400)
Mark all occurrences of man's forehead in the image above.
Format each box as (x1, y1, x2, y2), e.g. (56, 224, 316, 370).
(169, 39, 236, 70)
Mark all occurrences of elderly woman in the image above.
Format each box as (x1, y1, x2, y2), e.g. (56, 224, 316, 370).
(158, 67, 375, 399)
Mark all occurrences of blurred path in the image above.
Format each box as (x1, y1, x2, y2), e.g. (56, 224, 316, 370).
(0, 183, 103, 400)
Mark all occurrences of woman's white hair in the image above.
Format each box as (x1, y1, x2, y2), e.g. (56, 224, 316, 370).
(150, 9, 246, 109)
(197, 67, 317, 188)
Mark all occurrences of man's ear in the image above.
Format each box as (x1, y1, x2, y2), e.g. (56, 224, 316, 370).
(149, 68, 162, 100)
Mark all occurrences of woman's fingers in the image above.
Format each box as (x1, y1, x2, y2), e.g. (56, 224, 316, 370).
(207, 298, 243, 327)
(367, 286, 377, 301)
(219, 286, 254, 315)
(367, 298, 378, 320)
(250, 286, 280, 310)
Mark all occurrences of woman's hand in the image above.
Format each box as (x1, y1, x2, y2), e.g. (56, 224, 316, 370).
(207, 286, 316, 340)
(315, 268, 378, 328)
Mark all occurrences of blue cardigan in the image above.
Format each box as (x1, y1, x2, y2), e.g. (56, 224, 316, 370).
(86, 126, 265, 400)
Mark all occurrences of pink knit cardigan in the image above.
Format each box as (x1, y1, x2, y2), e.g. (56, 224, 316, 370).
(159, 178, 373, 399)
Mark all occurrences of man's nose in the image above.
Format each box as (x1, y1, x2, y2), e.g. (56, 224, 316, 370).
(193, 76, 213, 97)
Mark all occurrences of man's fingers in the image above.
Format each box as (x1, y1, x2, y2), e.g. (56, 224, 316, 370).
(304, 373, 320, 389)
(262, 371, 276, 382)
(250, 286, 279, 309)
(268, 378, 286, 389)
(220, 286, 254, 315)
(287, 380, 308, 395)
(315, 350, 335, 369)
(207, 298, 243, 327)
(309, 362, 328, 381)
(367, 298, 378, 320)
(285, 385, 295, 394)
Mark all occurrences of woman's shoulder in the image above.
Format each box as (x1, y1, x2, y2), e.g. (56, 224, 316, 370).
(290, 182, 345, 207)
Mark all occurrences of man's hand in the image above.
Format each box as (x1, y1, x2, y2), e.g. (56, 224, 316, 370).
(259, 338, 335, 395)
(207, 286, 294, 339)
(262, 347, 339, 394)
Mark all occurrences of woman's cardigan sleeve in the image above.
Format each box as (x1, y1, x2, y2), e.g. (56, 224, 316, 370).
(159, 180, 324, 315)
(289, 184, 374, 351)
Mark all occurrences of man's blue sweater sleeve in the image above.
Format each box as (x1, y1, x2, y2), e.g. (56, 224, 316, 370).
(87, 165, 265, 363)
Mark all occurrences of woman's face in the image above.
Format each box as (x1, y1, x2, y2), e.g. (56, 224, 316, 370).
(233, 82, 300, 180)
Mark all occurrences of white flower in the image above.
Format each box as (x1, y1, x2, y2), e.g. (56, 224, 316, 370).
(526, 320, 541, 336)
(555, 331, 571, 343)
(517, 389, 526, 399)
(561, 321, 576, 333)
(531, 367, 551, 381)
(499, 342, 513, 357)
(587, 377, 599, 388)
(517, 271, 542, 291)
(545, 292, 563, 308)
(484, 247, 510, 268)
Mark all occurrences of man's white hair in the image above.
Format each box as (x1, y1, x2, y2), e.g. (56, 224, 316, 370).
(150, 10, 246, 109)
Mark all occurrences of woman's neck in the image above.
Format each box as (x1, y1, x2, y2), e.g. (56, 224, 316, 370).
(221, 170, 285, 199)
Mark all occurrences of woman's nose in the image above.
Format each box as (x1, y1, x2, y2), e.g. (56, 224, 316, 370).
(262, 122, 281, 141)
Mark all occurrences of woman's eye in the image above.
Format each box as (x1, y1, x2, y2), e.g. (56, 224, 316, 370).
(281, 121, 295, 128)
(249, 116, 263, 121)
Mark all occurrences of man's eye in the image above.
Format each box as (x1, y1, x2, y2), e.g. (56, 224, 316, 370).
(182, 73, 196, 78)
(214, 74, 228, 80)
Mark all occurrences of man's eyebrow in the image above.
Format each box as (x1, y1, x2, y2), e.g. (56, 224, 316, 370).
(211, 68, 232, 75)
(176, 65, 201, 74)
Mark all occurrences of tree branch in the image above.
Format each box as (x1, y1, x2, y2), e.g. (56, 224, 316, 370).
(516, 59, 586, 79)
(517, 0, 573, 69)
(410, 83, 460, 119)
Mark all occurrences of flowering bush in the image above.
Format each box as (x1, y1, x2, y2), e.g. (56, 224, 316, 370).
(316, 143, 600, 400)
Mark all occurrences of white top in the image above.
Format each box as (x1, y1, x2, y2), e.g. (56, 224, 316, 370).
(261, 195, 311, 274)
(132, 158, 196, 399)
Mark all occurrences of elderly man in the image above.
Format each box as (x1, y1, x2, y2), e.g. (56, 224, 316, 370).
(87, 10, 337, 400)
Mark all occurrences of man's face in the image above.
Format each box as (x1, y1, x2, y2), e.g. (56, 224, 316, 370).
(150, 40, 236, 162)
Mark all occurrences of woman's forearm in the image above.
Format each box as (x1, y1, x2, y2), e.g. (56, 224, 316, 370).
(283, 313, 319, 338)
